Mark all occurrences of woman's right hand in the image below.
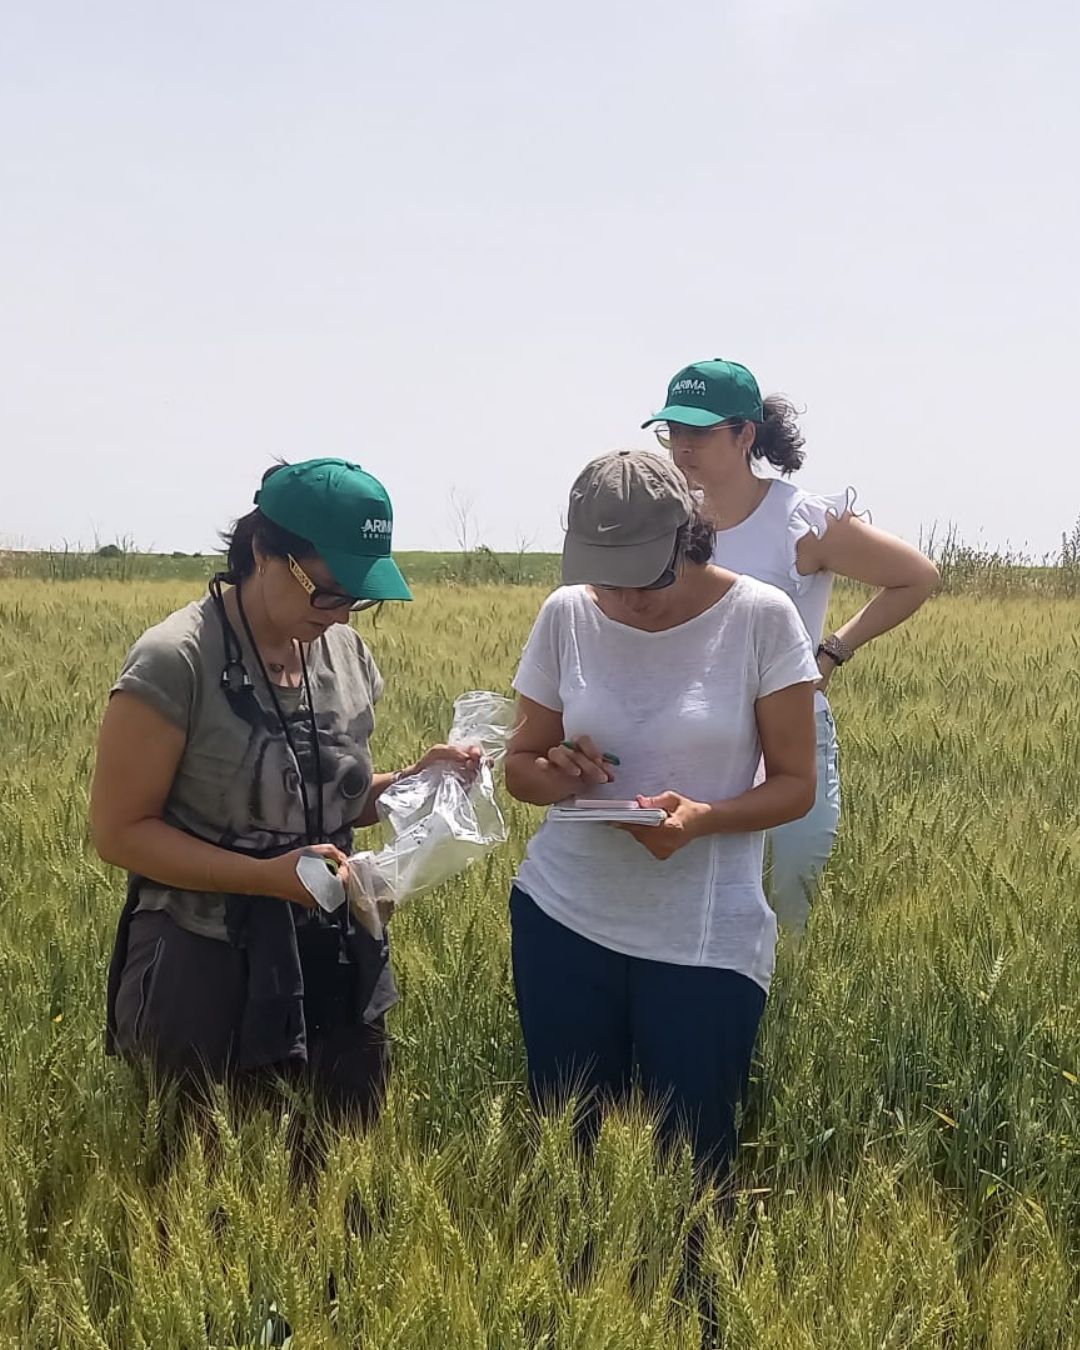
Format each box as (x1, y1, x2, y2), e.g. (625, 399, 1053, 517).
(260, 844, 351, 906)
(545, 736, 614, 787)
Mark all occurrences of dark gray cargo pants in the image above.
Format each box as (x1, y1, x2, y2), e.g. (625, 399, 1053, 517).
(112, 910, 389, 1121)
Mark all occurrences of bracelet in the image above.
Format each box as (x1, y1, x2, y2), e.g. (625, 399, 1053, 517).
(817, 633, 854, 666)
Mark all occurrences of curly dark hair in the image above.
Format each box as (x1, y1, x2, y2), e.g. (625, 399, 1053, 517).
(728, 394, 806, 475)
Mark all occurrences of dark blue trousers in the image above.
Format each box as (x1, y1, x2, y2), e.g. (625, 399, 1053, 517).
(510, 887, 766, 1172)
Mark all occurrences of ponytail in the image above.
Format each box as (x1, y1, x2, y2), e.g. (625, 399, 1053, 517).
(746, 394, 805, 475)
(675, 509, 716, 568)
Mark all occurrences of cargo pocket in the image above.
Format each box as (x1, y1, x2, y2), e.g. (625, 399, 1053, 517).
(133, 937, 165, 1043)
(114, 929, 165, 1052)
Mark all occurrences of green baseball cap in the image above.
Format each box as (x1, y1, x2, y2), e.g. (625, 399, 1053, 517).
(255, 458, 412, 601)
(562, 451, 693, 588)
(642, 358, 764, 429)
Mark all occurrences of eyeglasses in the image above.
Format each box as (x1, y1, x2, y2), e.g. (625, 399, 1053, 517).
(288, 555, 379, 612)
(653, 421, 741, 451)
(642, 559, 678, 591)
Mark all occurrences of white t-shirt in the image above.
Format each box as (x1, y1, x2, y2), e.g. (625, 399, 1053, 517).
(710, 479, 860, 711)
(512, 575, 819, 993)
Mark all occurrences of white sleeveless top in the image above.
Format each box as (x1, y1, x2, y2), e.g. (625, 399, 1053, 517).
(710, 478, 859, 710)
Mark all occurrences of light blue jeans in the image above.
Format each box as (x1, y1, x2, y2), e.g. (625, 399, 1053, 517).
(766, 705, 841, 936)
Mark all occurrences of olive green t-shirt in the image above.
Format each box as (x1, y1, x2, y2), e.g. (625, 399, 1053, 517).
(112, 595, 382, 940)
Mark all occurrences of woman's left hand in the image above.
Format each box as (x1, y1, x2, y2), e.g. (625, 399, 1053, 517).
(408, 743, 483, 780)
(618, 792, 712, 861)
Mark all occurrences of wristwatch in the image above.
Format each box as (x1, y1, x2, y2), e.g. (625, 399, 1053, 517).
(816, 633, 854, 666)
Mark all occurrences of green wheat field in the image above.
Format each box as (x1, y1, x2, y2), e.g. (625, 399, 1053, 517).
(1, 575, 1079, 1348)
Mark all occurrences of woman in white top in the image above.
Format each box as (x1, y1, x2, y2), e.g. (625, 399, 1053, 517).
(644, 360, 939, 934)
(505, 450, 819, 1171)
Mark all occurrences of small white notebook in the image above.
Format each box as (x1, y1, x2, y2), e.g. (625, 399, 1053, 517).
(547, 799, 668, 826)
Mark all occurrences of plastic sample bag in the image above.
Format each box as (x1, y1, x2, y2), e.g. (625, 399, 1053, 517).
(297, 691, 516, 939)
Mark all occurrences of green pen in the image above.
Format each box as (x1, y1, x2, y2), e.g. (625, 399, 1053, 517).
(562, 740, 620, 766)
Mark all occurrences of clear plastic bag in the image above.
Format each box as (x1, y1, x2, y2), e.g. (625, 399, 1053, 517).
(343, 691, 516, 938)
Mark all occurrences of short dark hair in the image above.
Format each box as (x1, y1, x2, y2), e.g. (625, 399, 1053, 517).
(217, 463, 318, 584)
(729, 394, 806, 475)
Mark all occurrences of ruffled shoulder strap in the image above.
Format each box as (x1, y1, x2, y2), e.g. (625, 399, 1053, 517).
(785, 485, 868, 589)
(791, 485, 867, 539)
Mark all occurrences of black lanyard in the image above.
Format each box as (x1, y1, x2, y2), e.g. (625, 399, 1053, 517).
(211, 576, 326, 845)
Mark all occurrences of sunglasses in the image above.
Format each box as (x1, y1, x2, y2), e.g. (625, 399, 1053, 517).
(288, 555, 379, 612)
(596, 541, 679, 593)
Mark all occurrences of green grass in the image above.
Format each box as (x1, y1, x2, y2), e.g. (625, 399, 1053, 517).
(0, 549, 563, 588)
(1, 579, 1078, 1347)
(5, 507, 1080, 596)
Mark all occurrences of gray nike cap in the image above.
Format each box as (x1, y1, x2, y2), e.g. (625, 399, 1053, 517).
(561, 450, 694, 588)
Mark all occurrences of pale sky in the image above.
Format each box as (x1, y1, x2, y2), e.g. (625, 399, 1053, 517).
(2, 1, 1078, 558)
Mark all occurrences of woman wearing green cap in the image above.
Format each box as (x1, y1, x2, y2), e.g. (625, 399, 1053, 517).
(93, 458, 477, 1119)
(644, 360, 939, 935)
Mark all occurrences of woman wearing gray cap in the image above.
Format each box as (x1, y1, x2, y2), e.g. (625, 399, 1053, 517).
(504, 451, 819, 1172)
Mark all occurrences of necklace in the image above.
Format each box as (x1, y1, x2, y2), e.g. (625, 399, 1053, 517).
(234, 586, 325, 844)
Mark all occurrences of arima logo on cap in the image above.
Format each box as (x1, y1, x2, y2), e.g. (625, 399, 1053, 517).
(361, 517, 392, 539)
(671, 378, 708, 398)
